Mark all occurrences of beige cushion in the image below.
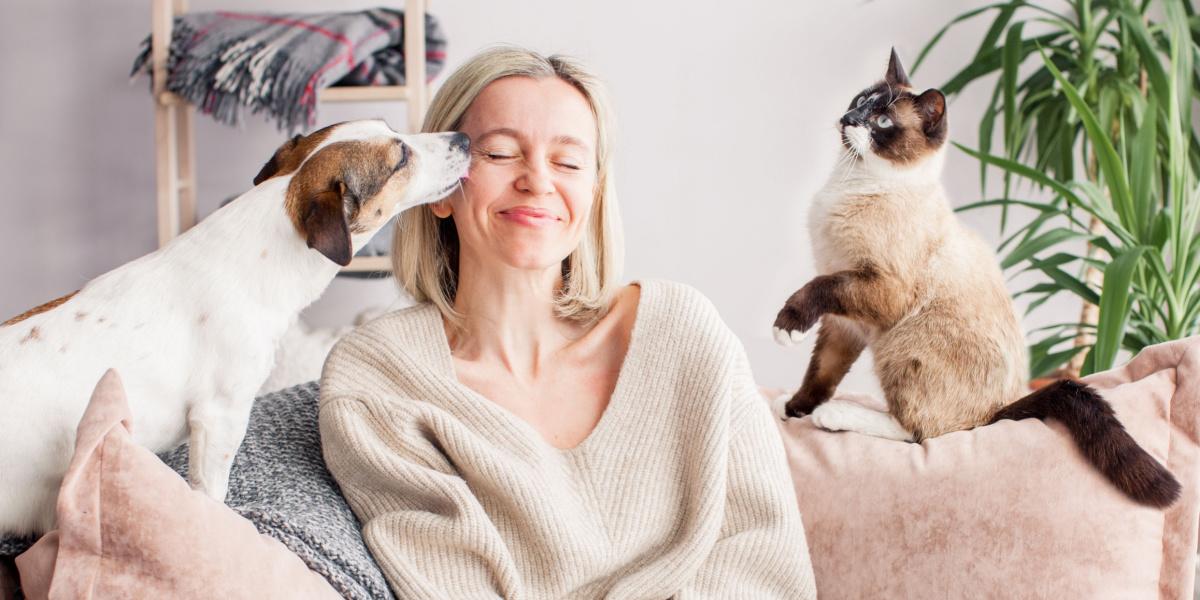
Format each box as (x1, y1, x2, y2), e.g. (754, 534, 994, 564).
(15, 370, 340, 600)
(776, 337, 1200, 598)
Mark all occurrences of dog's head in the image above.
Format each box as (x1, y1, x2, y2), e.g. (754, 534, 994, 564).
(254, 119, 471, 266)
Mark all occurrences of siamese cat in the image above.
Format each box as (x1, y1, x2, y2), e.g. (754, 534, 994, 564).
(772, 49, 1179, 508)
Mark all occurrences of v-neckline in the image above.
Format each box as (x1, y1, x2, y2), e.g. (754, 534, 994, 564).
(429, 281, 650, 455)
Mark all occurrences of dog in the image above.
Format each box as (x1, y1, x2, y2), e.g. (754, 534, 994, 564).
(0, 119, 471, 535)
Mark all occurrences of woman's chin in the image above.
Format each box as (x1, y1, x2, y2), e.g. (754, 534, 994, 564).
(493, 247, 572, 273)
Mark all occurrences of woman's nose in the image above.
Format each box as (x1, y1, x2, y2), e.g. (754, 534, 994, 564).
(517, 161, 555, 195)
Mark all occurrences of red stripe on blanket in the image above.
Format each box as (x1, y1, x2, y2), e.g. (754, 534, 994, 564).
(215, 11, 354, 47)
(298, 15, 401, 125)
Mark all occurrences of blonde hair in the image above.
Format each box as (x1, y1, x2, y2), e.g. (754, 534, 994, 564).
(392, 45, 624, 329)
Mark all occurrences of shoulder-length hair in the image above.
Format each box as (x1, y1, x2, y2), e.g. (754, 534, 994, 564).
(391, 45, 624, 330)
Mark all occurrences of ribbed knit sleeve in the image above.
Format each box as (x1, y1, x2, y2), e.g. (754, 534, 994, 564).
(320, 395, 520, 599)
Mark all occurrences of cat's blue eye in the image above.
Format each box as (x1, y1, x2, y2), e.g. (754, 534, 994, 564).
(856, 96, 866, 107)
(874, 115, 893, 128)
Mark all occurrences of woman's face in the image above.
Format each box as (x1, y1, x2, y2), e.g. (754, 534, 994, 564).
(436, 76, 598, 274)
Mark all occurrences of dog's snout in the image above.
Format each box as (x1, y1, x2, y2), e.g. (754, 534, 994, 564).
(450, 132, 470, 153)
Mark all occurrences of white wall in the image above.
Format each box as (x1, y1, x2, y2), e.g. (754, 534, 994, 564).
(0, 0, 1075, 393)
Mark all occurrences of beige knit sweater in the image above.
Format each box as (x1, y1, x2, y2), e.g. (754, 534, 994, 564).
(319, 280, 816, 599)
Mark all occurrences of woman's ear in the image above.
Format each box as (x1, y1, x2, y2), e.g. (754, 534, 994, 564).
(431, 199, 453, 219)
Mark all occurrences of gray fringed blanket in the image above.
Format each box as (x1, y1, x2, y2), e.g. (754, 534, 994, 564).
(0, 382, 395, 600)
(130, 8, 447, 132)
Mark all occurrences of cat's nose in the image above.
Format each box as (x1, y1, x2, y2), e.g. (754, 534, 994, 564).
(840, 114, 858, 127)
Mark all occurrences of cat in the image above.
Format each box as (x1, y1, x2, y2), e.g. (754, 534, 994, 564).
(771, 48, 1180, 508)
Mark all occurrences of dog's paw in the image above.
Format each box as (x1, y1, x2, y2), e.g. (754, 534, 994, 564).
(770, 392, 794, 421)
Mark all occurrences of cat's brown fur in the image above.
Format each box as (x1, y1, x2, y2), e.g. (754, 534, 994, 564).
(773, 49, 1180, 508)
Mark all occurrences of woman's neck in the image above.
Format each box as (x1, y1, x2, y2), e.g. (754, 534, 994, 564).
(449, 258, 582, 382)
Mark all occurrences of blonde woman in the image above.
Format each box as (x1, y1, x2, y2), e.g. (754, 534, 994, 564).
(319, 46, 816, 599)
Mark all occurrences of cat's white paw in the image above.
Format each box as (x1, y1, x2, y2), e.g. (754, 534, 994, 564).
(810, 399, 913, 442)
(770, 392, 793, 421)
(809, 400, 858, 433)
(773, 326, 811, 347)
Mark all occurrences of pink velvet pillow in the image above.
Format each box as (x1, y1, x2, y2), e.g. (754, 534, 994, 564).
(15, 370, 340, 600)
(776, 337, 1200, 599)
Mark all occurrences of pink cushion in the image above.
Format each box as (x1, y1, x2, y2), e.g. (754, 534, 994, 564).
(15, 370, 340, 600)
(777, 337, 1200, 599)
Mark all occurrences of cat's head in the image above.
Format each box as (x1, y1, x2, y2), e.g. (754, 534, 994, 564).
(839, 49, 947, 174)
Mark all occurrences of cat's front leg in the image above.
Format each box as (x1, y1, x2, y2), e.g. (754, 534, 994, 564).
(772, 275, 845, 345)
(775, 317, 868, 419)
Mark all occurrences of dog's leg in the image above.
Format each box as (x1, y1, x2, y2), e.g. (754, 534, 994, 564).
(187, 399, 254, 502)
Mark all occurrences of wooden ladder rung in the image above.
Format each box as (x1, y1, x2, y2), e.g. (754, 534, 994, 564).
(341, 255, 393, 273)
(318, 85, 409, 103)
(157, 91, 186, 107)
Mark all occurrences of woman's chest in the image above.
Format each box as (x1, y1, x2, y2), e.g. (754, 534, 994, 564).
(453, 357, 621, 450)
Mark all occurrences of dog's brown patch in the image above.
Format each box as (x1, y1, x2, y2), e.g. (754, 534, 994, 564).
(20, 326, 41, 344)
(3, 291, 78, 326)
(285, 138, 413, 265)
(253, 124, 336, 185)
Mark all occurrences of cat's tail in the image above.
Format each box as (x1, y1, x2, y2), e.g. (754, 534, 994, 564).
(989, 379, 1181, 509)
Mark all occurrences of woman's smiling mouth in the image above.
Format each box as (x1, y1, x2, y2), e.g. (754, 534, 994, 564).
(497, 206, 560, 227)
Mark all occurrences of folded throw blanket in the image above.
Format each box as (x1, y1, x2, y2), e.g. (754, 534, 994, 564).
(131, 8, 447, 132)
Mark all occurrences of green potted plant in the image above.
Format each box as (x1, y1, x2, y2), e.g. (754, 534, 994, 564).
(915, 0, 1200, 378)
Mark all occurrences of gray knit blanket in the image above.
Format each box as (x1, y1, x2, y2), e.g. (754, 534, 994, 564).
(130, 8, 447, 132)
(0, 382, 395, 600)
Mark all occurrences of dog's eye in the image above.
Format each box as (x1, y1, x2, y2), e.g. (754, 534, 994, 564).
(874, 115, 893, 128)
(393, 143, 410, 171)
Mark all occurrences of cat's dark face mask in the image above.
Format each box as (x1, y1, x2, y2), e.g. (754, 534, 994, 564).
(838, 49, 948, 165)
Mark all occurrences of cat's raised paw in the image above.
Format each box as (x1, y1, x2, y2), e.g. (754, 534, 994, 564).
(772, 326, 811, 347)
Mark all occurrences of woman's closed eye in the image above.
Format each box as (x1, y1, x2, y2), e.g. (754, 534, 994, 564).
(480, 150, 516, 161)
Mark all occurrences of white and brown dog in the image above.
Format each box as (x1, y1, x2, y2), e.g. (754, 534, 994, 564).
(0, 119, 470, 535)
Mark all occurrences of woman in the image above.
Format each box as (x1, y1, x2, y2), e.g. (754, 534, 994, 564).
(319, 46, 816, 599)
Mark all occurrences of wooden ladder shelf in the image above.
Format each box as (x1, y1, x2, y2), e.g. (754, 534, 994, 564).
(150, 0, 430, 273)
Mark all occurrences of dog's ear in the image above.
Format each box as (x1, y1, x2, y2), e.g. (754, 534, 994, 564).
(300, 187, 353, 266)
(254, 125, 336, 185)
(286, 138, 405, 266)
(253, 135, 301, 185)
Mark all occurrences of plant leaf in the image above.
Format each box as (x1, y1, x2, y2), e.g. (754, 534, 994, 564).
(1085, 246, 1148, 375)
(1039, 47, 1138, 234)
(1002, 227, 1094, 270)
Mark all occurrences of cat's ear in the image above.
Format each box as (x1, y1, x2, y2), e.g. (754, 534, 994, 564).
(916, 88, 947, 140)
(885, 47, 910, 87)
